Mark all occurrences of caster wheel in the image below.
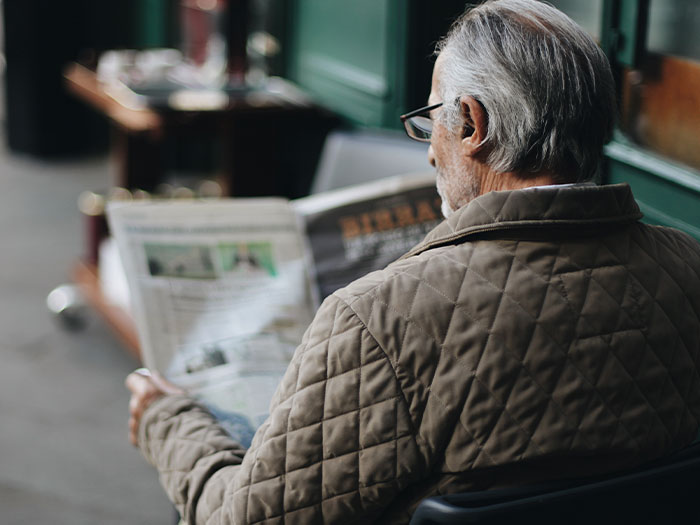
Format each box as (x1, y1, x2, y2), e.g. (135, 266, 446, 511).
(47, 284, 88, 331)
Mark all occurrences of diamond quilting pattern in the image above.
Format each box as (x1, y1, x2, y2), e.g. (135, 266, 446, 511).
(140, 184, 700, 525)
(323, 369, 360, 419)
(222, 292, 423, 522)
(285, 424, 321, 472)
(357, 211, 699, 477)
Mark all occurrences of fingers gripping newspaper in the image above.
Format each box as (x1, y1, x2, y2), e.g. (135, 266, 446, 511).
(108, 174, 441, 445)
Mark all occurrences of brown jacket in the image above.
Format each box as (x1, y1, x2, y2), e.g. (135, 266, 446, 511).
(139, 183, 700, 524)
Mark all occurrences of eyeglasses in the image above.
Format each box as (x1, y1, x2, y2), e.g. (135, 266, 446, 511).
(400, 102, 443, 142)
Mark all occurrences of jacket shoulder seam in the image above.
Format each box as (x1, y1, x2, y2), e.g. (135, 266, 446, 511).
(334, 294, 425, 449)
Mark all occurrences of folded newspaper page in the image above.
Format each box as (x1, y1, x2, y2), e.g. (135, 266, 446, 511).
(294, 172, 442, 301)
(108, 198, 315, 441)
(107, 173, 441, 442)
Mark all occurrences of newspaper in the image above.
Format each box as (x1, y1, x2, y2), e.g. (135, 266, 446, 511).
(294, 173, 442, 301)
(107, 173, 440, 439)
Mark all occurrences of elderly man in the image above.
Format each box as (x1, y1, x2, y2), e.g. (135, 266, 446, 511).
(127, 0, 700, 523)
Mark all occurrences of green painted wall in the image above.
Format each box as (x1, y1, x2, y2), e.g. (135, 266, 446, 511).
(285, 0, 467, 129)
(287, 0, 407, 128)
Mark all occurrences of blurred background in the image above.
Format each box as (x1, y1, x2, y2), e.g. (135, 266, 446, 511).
(0, 0, 698, 523)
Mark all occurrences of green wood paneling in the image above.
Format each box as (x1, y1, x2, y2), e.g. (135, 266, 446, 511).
(601, 0, 649, 67)
(285, 1, 468, 129)
(605, 139, 700, 240)
(287, 0, 407, 128)
(137, 0, 176, 49)
(547, 0, 603, 40)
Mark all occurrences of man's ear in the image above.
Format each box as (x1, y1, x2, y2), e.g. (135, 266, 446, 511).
(459, 95, 487, 156)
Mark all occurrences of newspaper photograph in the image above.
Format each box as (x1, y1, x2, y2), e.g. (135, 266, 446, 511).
(108, 198, 315, 438)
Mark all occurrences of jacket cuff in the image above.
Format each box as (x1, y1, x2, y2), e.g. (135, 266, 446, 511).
(138, 394, 209, 462)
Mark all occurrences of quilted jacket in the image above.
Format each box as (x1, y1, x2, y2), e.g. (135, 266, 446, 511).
(139, 183, 700, 524)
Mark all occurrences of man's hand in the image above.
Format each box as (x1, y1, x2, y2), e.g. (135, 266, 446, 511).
(125, 369, 185, 446)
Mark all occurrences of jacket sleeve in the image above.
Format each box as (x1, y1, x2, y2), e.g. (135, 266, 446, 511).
(139, 395, 248, 523)
(139, 292, 425, 524)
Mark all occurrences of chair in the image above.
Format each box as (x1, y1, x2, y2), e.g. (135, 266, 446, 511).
(310, 129, 430, 193)
(410, 443, 700, 524)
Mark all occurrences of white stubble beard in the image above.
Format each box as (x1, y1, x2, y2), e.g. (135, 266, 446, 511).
(436, 179, 455, 218)
(435, 167, 481, 219)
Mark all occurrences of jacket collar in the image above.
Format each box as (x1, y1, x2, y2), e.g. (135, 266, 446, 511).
(403, 183, 643, 258)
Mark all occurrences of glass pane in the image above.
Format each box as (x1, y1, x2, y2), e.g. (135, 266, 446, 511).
(647, 0, 700, 61)
(547, 0, 603, 41)
(620, 54, 700, 171)
(618, 0, 700, 171)
(406, 116, 432, 141)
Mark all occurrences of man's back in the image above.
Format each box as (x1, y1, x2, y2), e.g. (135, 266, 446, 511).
(336, 183, 700, 520)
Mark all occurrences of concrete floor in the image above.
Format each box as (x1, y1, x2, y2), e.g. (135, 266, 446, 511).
(0, 137, 174, 522)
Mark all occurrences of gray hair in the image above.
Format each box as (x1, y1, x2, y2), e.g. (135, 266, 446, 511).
(436, 0, 616, 181)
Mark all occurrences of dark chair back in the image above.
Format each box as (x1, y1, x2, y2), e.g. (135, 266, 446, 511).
(410, 443, 700, 524)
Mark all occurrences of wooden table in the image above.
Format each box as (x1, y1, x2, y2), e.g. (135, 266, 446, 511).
(72, 259, 142, 360)
(63, 63, 337, 197)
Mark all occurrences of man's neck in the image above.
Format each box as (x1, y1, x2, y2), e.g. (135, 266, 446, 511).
(479, 169, 562, 195)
